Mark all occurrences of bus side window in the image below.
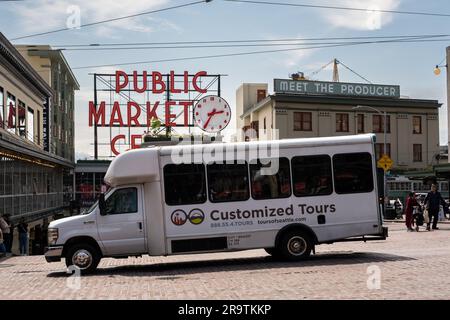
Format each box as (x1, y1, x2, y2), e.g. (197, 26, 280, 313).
(249, 158, 291, 200)
(333, 152, 374, 194)
(207, 161, 249, 203)
(291, 155, 333, 197)
(163, 164, 206, 206)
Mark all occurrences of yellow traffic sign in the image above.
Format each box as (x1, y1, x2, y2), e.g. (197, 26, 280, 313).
(377, 154, 393, 172)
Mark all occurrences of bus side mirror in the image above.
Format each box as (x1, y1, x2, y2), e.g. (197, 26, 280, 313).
(99, 194, 107, 216)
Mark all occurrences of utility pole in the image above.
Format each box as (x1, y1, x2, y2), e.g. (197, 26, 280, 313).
(332, 58, 340, 82)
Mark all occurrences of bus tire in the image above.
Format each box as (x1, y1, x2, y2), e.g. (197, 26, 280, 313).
(278, 230, 313, 261)
(65, 243, 100, 274)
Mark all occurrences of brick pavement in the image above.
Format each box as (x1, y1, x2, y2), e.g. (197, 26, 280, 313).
(1, 222, 449, 299)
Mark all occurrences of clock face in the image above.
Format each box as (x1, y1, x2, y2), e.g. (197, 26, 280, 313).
(193, 95, 231, 133)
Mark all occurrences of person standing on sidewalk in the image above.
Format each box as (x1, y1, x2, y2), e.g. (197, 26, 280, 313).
(424, 184, 446, 231)
(17, 219, 29, 256)
(404, 192, 418, 232)
(0, 228, 6, 257)
(3, 215, 13, 254)
(0, 214, 11, 255)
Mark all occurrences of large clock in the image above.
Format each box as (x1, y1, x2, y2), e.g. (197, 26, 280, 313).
(193, 95, 231, 133)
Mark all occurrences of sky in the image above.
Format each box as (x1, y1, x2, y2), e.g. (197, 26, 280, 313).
(0, 0, 449, 160)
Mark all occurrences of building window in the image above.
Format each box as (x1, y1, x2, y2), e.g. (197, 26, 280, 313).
(6, 93, 16, 134)
(0, 87, 3, 129)
(250, 121, 259, 139)
(27, 108, 34, 143)
(263, 117, 266, 131)
(373, 114, 390, 133)
(18, 101, 26, 138)
(413, 116, 422, 134)
(37, 110, 41, 145)
(250, 158, 291, 200)
(336, 113, 349, 132)
(163, 164, 206, 205)
(207, 161, 249, 203)
(257, 89, 266, 103)
(375, 143, 391, 160)
(357, 114, 364, 133)
(294, 112, 312, 131)
(292, 155, 333, 197)
(333, 153, 374, 194)
(413, 144, 422, 162)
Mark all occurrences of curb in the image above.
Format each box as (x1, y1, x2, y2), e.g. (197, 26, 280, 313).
(384, 219, 450, 224)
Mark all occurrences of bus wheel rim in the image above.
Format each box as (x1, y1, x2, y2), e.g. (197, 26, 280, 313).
(287, 236, 307, 256)
(72, 249, 93, 270)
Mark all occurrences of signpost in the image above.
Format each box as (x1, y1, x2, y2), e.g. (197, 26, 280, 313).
(377, 154, 393, 172)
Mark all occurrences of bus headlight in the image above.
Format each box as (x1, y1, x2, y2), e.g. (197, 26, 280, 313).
(47, 228, 59, 245)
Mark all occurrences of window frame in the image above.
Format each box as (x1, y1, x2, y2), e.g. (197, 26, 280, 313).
(413, 144, 422, 162)
(249, 157, 292, 200)
(413, 116, 422, 134)
(291, 154, 333, 198)
(293, 112, 312, 131)
(207, 161, 250, 203)
(163, 163, 207, 206)
(105, 187, 138, 215)
(336, 113, 349, 132)
(332, 152, 374, 195)
(373, 114, 391, 133)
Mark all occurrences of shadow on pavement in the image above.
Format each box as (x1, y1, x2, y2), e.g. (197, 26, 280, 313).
(46, 251, 415, 278)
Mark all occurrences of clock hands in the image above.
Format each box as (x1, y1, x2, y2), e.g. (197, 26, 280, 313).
(203, 108, 224, 129)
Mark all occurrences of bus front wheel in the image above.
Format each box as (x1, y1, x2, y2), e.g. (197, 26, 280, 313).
(278, 230, 313, 261)
(65, 243, 100, 274)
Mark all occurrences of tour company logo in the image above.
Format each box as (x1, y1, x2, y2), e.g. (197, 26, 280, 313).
(171, 209, 205, 226)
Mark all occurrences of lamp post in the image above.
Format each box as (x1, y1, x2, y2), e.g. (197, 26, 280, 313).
(353, 105, 387, 218)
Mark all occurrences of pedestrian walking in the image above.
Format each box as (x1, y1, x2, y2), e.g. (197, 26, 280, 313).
(0, 214, 11, 255)
(404, 192, 418, 231)
(17, 219, 29, 256)
(424, 184, 447, 231)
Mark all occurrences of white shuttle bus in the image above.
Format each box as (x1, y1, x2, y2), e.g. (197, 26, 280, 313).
(45, 134, 388, 273)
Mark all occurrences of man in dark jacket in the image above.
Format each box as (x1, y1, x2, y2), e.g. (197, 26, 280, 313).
(424, 184, 446, 231)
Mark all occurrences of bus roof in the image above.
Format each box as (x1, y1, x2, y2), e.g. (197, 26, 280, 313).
(104, 134, 375, 187)
(159, 133, 375, 157)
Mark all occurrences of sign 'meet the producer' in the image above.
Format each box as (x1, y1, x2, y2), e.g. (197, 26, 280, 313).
(274, 79, 400, 98)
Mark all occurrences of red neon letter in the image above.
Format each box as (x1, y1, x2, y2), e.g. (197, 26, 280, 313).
(115, 71, 128, 93)
(192, 71, 207, 93)
(88, 101, 106, 127)
(111, 134, 126, 155)
(165, 101, 176, 127)
(183, 71, 189, 93)
(133, 71, 147, 93)
(127, 101, 142, 127)
(152, 71, 165, 94)
(179, 101, 193, 126)
(110, 101, 124, 127)
(146, 101, 160, 126)
(169, 70, 182, 94)
(131, 134, 141, 150)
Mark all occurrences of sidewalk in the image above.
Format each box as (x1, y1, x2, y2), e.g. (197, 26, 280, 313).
(384, 218, 450, 224)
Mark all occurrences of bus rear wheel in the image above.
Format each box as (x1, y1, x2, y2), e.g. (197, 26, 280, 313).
(278, 230, 313, 261)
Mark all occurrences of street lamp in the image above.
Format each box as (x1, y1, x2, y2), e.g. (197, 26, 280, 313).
(352, 105, 387, 218)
